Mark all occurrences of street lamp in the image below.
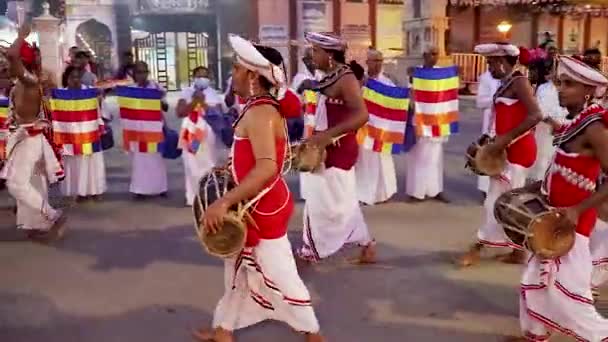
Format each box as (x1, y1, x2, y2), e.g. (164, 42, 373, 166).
(497, 21, 512, 41)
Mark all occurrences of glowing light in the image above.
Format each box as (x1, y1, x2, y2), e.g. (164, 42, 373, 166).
(497, 21, 512, 34)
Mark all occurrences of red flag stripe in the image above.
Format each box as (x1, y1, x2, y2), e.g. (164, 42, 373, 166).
(365, 101, 408, 121)
(119, 108, 163, 121)
(52, 109, 100, 122)
(413, 89, 459, 103)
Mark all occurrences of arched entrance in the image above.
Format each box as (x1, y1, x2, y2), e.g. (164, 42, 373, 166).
(75, 19, 113, 79)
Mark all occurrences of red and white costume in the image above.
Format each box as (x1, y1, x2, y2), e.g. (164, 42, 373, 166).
(473, 43, 537, 248)
(210, 35, 320, 335)
(518, 56, 608, 342)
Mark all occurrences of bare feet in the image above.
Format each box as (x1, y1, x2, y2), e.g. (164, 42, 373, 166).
(404, 196, 424, 203)
(305, 332, 326, 342)
(431, 192, 450, 203)
(496, 249, 525, 265)
(358, 242, 377, 264)
(457, 244, 482, 268)
(192, 328, 234, 342)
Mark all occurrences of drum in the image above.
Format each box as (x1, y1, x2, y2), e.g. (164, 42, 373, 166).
(494, 186, 575, 259)
(290, 142, 326, 172)
(192, 167, 247, 258)
(465, 134, 507, 177)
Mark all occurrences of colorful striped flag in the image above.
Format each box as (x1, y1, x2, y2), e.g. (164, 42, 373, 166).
(0, 97, 8, 161)
(179, 104, 207, 154)
(303, 90, 317, 138)
(116, 86, 164, 153)
(50, 88, 103, 155)
(357, 78, 410, 154)
(412, 66, 459, 137)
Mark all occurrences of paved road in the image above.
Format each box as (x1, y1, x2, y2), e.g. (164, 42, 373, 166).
(0, 96, 594, 341)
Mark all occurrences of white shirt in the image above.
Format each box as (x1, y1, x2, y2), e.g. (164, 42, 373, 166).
(370, 72, 395, 86)
(180, 86, 222, 107)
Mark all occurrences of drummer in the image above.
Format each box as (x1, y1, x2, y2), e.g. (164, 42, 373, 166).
(510, 56, 608, 341)
(458, 43, 543, 267)
(192, 35, 324, 342)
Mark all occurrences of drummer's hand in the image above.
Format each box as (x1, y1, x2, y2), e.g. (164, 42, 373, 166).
(306, 131, 332, 149)
(203, 199, 230, 234)
(555, 206, 580, 234)
(486, 135, 509, 156)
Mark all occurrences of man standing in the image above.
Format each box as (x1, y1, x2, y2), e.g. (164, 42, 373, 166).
(405, 45, 450, 203)
(115, 51, 135, 81)
(355, 48, 397, 205)
(73, 50, 97, 87)
(475, 69, 501, 195)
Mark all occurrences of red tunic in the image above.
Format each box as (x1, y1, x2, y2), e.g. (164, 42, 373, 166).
(545, 104, 607, 236)
(494, 97, 536, 168)
(322, 97, 358, 170)
(231, 96, 294, 247)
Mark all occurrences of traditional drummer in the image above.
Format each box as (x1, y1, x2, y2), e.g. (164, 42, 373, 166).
(192, 34, 324, 342)
(509, 56, 608, 341)
(459, 43, 543, 267)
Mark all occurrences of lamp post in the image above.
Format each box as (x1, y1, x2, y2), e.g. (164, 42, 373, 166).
(497, 21, 512, 41)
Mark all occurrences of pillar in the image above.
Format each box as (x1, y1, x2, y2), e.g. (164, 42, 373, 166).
(33, 2, 62, 85)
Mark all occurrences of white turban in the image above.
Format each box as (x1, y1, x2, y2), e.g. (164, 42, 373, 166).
(474, 43, 520, 57)
(557, 55, 608, 98)
(304, 32, 347, 52)
(228, 34, 286, 89)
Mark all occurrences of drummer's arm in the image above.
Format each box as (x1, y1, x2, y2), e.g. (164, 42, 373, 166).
(321, 73, 368, 137)
(220, 105, 279, 207)
(496, 78, 542, 147)
(572, 122, 608, 213)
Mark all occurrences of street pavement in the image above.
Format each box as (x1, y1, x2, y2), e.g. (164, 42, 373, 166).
(0, 95, 599, 342)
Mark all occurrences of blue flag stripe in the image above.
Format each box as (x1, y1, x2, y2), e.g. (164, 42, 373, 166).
(365, 78, 409, 99)
(115, 86, 163, 100)
(51, 88, 99, 100)
(412, 66, 459, 80)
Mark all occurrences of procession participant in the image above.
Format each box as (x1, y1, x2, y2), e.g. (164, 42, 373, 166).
(590, 215, 608, 300)
(73, 50, 97, 88)
(0, 23, 66, 241)
(511, 55, 608, 342)
(193, 34, 323, 342)
(176, 66, 222, 207)
(355, 48, 397, 205)
(124, 61, 168, 198)
(0, 53, 13, 191)
(475, 69, 501, 196)
(53, 66, 106, 200)
(458, 43, 542, 267)
(297, 31, 375, 264)
(405, 45, 454, 203)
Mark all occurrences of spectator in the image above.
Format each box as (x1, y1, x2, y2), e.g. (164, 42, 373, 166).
(115, 51, 135, 80)
(73, 50, 97, 87)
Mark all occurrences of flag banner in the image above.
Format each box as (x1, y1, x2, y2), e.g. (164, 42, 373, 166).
(412, 66, 459, 137)
(116, 86, 164, 153)
(50, 88, 103, 155)
(179, 104, 207, 154)
(303, 90, 317, 139)
(357, 78, 409, 154)
(0, 97, 9, 161)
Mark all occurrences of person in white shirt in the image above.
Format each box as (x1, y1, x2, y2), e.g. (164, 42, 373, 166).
(175, 66, 222, 206)
(355, 48, 397, 205)
(475, 70, 501, 196)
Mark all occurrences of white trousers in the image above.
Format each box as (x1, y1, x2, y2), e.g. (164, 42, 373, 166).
(405, 137, 444, 199)
(60, 153, 107, 197)
(355, 148, 397, 205)
(301, 167, 372, 260)
(591, 219, 608, 290)
(530, 123, 555, 182)
(477, 163, 528, 247)
(129, 152, 168, 195)
(212, 236, 320, 333)
(520, 234, 608, 341)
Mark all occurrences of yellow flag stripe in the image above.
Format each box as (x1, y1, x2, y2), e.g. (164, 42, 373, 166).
(50, 98, 98, 112)
(413, 76, 459, 92)
(117, 97, 161, 111)
(363, 87, 410, 111)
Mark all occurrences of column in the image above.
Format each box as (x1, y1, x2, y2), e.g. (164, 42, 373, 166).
(33, 2, 62, 85)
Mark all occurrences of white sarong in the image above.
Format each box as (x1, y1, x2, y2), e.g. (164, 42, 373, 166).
(60, 153, 106, 196)
(300, 167, 372, 260)
(129, 152, 167, 195)
(0, 129, 62, 230)
(520, 233, 608, 341)
(591, 219, 608, 291)
(477, 163, 528, 247)
(355, 147, 396, 205)
(212, 236, 320, 333)
(405, 137, 445, 200)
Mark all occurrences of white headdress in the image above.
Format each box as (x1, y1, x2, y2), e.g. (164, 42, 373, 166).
(228, 34, 286, 90)
(474, 43, 520, 57)
(304, 32, 347, 52)
(558, 55, 608, 98)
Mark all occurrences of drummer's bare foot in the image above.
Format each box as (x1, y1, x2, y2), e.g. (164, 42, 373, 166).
(358, 242, 377, 264)
(496, 249, 526, 264)
(431, 192, 450, 203)
(192, 327, 234, 342)
(457, 244, 483, 268)
(305, 332, 325, 342)
(405, 196, 424, 203)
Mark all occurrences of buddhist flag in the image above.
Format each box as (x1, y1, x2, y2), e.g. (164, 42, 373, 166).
(50, 88, 103, 155)
(303, 90, 317, 139)
(116, 86, 164, 153)
(179, 104, 207, 154)
(357, 79, 410, 154)
(0, 97, 7, 161)
(412, 66, 459, 137)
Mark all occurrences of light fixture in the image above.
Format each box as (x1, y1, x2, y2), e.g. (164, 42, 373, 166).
(497, 21, 512, 34)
